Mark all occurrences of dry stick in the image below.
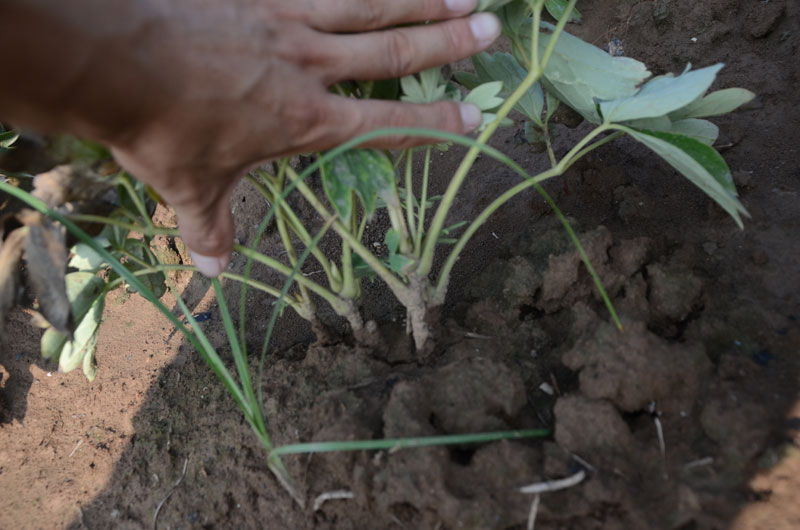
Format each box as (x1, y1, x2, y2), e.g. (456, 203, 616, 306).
(518, 469, 586, 495)
(152, 457, 189, 530)
(527, 494, 541, 530)
(69, 438, 83, 458)
(312, 490, 354, 511)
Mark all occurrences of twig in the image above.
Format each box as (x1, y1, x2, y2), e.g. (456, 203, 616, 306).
(649, 401, 666, 459)
(683, 456, 714, 471)
(312, 490, 354, 512)
(463, 331, 493, 340)
(153, 457, 189, 530)
(518, 469, 586, 494)
(69, 439, 83, 458)
(526, 494, 541, 530)
(570, 453, 596, 474)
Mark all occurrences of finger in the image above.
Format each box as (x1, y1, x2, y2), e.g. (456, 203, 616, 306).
(173, 190, 235, 278)
(316, 13, 500, 84)
(293, 0, 477, 33)
(292, 95, 484, 152)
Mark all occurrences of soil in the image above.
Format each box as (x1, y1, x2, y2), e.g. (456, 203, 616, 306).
(2, 0, 799, 529)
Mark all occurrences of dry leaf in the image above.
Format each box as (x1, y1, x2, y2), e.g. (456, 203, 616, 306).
(32, 165, 113, 207)
(0, 228, 27, 334)
(23, 217, 71, 337)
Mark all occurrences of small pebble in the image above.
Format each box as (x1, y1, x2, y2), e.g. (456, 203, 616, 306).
(539, 382, 555, 395)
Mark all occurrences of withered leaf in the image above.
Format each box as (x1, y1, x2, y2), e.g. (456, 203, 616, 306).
(32, 165, 114, 208)
(0, 228, 27, 335)
(23, 218, 71, 338)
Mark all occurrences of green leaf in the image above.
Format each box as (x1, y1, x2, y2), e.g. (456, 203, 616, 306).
(669, 87, 756, 120)
(454, 71, 481, 90)
(401, 68, 447, 104)
(69, 241, 108, 271)
(544, 88, 560, 123)
(321, 148, 398, 221)
(476, 0, 515, 12)
(498, 1, 531, 36)
(388, 253, 414, 273)
(528, 23, 651, 123)
(370, 79, 400, 101)
(599, 64, 724, 123)
(464, 81, 505, 111)
(0, 130, 20, 150)
(124, 238, 167, 298)
(469, 52, 545, 124)
(620, 126, 747, 226)
(351, 253, 377, 281)
(544, 0, 582, 23)
(669, 118, 719, 146)
(384, 228, 400, 254)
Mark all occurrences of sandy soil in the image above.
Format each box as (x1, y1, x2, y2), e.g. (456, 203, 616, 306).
(1, 0, 799, 529)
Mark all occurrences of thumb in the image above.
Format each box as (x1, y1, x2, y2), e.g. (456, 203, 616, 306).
(173, 193, 234, 278)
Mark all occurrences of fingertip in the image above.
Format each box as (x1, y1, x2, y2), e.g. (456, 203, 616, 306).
(459, 103, 482, 132)
(190, 251, 230, 278)
(469, 12, 501, 47)
(444, 0, 477, 15)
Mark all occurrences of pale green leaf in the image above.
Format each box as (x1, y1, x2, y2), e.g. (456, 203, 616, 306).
(599, 64, 724, 123)
(527, 23, 651, 123)
(620, 126, 747, 227)
(400, 75, 425, 103)
(464, 81, 504, 110)
(401, 68, 447, 104)
(669, 87, 756, 120)
(544, 0, 582, 23)
(58, 295, 103, 374)
(470, 52, 544, 124)
(623, 116, 672, 132)
(669, 118, 719, 145)
(69, 242, 107, 271)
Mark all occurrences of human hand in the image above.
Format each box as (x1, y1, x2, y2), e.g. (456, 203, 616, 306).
(97, 0, 500, 276)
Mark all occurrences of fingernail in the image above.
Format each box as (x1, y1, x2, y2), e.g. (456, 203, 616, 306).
(445, 0, 475, 14)
(460, 103, 482, 132)
(469, 13, 501, 46)
(190, 251, 228, 277)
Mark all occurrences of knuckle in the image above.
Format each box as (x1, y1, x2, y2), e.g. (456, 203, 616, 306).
(445, 20, 475, 55)
(385, 32, 416, 77)
(359, 0, 387, 29)
(279, 95, 330, 148)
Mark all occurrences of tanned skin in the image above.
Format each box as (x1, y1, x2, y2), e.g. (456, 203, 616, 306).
(0, 0, 500, 275)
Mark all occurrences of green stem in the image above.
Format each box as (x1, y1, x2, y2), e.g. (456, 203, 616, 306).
(115, 174, 153, 230)
(213, 279, 270, 440)
(435, 166, 558, 300)
(233, 244, 345, 311)
(404, 149, 416, 242)
(418, 3, 564, 277)
(270, 429, 551, 458)
(247, 172, 337, 289)
(561, 131, 624, 172)
(63, 214, 177, 236)
(538, 0, 577, 69)
(289, 168, 409, 297)
(414, 147, 432, 257)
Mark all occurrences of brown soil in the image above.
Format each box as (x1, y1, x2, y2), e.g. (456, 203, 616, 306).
(2, 0, 799, 529)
